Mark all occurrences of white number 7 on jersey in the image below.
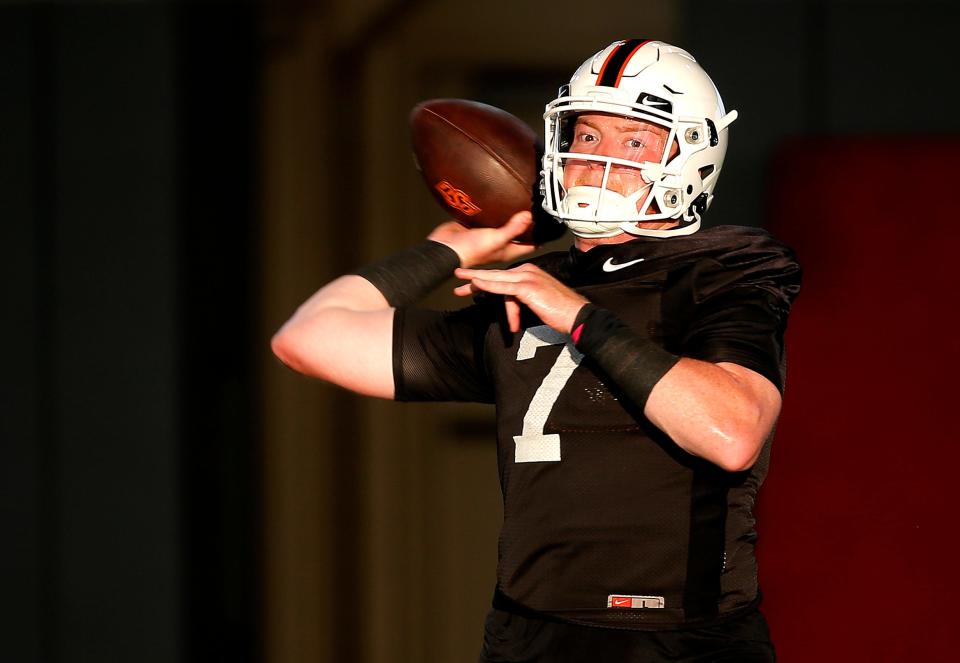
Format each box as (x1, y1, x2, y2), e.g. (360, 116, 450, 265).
(513, 325, 584, 463)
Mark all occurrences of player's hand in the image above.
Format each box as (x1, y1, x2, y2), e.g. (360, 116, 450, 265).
(427, 211, 537, 268)
(453, 263, 589, 334)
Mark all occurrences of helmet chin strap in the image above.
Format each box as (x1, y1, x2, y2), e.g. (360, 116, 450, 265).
(621, 217, 701, 239)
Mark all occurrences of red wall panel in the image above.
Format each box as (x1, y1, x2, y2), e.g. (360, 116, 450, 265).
(757, 138, 960, 662)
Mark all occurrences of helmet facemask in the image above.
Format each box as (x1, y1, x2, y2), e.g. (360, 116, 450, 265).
(544, 104, 688, 238)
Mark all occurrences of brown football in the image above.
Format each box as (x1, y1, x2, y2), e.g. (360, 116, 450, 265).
(409, 98, 565, 245)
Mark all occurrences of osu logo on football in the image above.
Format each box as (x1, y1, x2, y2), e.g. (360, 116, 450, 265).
(434, 180, 481, 216)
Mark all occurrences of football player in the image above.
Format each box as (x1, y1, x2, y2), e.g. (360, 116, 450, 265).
(273, 39, 800, 662)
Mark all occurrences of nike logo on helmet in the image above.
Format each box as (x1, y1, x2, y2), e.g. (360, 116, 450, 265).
(638, 93, 671, 108)
(602, 257, 645, 272)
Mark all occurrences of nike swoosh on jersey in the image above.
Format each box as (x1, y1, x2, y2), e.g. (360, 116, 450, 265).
(602, 257, 645, 272)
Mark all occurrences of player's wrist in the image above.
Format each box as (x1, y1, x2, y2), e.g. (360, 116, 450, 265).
(571, 304, 680, 411)
(570, 302, 594, 341)
(428, 213, 534, 268)
(428, 233, 505, 268)
(429, 237, 477, 268)
(425, 223, 485, 268)
(353, 240, 460, 307)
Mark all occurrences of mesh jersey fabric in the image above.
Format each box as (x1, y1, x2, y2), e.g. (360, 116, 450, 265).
(393, 225, 801, 629)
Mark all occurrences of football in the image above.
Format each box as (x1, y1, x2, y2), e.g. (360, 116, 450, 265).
(409, 98, 565, 245)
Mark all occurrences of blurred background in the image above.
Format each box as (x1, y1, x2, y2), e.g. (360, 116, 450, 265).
(3, 0, 958, 661)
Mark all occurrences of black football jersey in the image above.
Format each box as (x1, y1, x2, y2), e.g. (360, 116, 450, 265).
(393, 225, 801, 629)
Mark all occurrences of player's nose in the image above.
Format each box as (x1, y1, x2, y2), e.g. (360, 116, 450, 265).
(592, 136, 628, 159)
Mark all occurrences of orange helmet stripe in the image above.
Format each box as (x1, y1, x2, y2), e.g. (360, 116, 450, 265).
(596, 39, 650, 88)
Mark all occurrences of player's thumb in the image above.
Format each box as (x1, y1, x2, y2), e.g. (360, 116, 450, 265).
(502, 210, 533, 240)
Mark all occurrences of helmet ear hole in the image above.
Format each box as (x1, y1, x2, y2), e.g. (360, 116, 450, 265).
(698, 164, 715, 180)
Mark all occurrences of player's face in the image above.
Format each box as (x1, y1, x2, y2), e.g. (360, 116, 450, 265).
(562, 112, 670, 200)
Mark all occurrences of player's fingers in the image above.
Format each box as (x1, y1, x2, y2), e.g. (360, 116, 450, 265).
(462, 276, 524, 297)
(453, 283, 475, 297)
(504, 296, 522, 333)
(454, 268, 525, 283)
(514, 262, 544, 274)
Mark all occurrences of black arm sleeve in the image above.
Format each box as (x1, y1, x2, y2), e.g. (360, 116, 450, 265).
(573, 304, 681, 412)
(353, 241, 460, 307)
(392, 305, 495, 403)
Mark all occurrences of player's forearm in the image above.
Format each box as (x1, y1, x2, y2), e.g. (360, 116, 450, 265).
(271, 240, 460, 394)
(644, 359, 779, 471)
(572, 304, 777, 472)
(273, 239, 457, 359)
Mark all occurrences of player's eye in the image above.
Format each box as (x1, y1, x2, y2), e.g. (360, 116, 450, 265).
(627, 138, 646, 149)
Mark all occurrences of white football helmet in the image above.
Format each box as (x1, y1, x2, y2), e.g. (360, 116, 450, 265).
(541, 39, 738, 238)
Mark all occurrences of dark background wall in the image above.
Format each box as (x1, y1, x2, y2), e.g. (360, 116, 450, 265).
(2, 1, 956, 661)
(684, 0, 960, 232)
(1, 4, 259, 662)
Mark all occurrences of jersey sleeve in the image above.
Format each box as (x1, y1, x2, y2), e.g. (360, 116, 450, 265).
(392, 304, 496, 403)
(667, 244, 801, 393)
(680, 283, 791, 391)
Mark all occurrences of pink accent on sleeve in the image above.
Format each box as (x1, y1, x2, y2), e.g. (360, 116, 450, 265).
(571, 323, 584, 345)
